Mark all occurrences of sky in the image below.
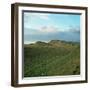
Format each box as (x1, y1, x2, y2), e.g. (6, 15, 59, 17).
(23, 11, 80, 44)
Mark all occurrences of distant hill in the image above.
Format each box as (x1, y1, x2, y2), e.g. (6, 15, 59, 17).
(35, 41, 48, 45)
(26, 40, 79, 45)
(24, 40, 80, 77)
(25, 40, 79, 48)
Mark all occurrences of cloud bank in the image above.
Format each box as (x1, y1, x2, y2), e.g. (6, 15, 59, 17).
(24, 26, 80, 44)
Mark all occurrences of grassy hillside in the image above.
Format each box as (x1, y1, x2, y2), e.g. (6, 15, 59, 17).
(24, 40, 80, 77)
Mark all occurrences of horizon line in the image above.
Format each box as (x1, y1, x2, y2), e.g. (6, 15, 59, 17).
(24, 39, 80, 45)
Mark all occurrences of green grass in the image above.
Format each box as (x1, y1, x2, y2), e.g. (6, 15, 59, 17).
(24, 40, 80, 77)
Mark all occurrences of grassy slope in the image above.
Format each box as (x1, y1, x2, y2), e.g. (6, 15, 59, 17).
(24, 40, 80, 77)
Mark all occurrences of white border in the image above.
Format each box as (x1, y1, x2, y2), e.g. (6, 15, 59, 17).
(18, 6, 86, 84)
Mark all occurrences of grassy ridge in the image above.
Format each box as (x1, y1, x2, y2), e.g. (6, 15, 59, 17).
(24, 40, 80, 77)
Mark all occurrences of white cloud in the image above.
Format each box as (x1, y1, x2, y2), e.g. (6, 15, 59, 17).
(24, 24, 80, 36)
(24, 13, 51, 30)
(24, 13, 50, 20)
(33, 13, 49, 20)
(65, 26, 80, 33)
(38, 26, 60, 33)
(24, 25, 60, 36)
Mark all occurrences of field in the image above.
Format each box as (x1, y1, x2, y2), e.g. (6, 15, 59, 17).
(24, 40, 80, 77)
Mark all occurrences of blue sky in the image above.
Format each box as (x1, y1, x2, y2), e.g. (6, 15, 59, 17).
(24, 12, 80, 44)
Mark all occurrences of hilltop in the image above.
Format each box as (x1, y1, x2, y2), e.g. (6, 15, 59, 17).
(25, 40, 79, 47)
